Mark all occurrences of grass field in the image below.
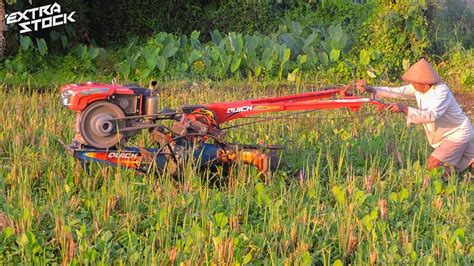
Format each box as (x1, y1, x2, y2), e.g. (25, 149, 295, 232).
(0, 82, 472, 265)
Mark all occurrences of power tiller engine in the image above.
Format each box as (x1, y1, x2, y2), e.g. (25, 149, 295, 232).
(60, 81, 385, 176)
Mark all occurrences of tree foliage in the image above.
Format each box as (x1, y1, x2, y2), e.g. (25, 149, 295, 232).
(1, 0, 473, 87)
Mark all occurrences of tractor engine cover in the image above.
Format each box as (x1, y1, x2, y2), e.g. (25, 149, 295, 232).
(60, 82, 153, 148)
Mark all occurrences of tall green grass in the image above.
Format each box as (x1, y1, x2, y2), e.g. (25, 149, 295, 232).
(0, 83, 472, 264)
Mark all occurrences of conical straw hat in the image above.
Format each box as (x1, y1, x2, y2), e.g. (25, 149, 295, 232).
(402, 58, 440, 84)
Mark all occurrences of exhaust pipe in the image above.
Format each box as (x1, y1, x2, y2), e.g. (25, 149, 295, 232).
(144, 81, 158, 118)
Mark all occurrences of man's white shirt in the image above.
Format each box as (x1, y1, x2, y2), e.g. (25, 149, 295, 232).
(373, 83, 473, 148)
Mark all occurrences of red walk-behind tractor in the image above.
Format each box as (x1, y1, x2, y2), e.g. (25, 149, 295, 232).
(60, 81, 385, 176)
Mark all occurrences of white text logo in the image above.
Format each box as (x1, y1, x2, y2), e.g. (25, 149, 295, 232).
(5, 3, 76, 34)
(226, 106, 254, 114)
(107, 152, 138, 160)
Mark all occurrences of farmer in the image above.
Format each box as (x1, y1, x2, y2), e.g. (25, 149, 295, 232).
(356, 58, 473, 174)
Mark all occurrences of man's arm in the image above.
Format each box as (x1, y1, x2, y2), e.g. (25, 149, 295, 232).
(406, 89, 451, 124)
(370, 84, 416, 100)
(356, 80, 416, 100)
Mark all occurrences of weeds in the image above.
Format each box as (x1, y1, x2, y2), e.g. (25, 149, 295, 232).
(0, 83, 472, 264)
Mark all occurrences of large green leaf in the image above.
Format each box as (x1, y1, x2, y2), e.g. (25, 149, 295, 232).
(261, 48, 274, 71)
(281, 48, 291, 64)
(359, 49, 371, 66)
(327, 24, 347, 51)
(254, 66, 262, 77)
(155, 32, 168, 43)
(262, 47, 273, 62)
(291, 21, 303, 36)
(222, 56, 232, 73)
(210, 46, 220, 61)
(210, 30, 223, 46)
(161, 42, 178, 59)
(230, 56, 241, 73)
(191, 30, 200, 40)
(36, 38, 48, 56)
(132, 51, 141, 62)
(213, 212, 228, 229)
(142, 49, 157, 70)
(414, 26, 423, 40)
(406, 17, 415, 33)
(229, 33, 243, 55)
(156, 56, 166, 72)
(20, 35, 31, 51)
(298, 54, 307, 65)
(141, 68, 151, 79)
(330, 49, 340, 62)
(89, 47, 100, 60)
(287, 68, 299, 82)
(265, 59, 275, 71)
(153, 47, 161, 56)
(318, 51, 329, 66)
(116, 63, 130, 79)
(60, 35, 68, 49)
(50, 31, 60, 41)
(303, 32, 317, 48)
(303, 46, 316, 57)
(190, 31, 201, 50)
(188, 50, 203, 64)
(76, 45, 87, 59)
(245, 34, 260, 55)
(328, 24, 343, 42)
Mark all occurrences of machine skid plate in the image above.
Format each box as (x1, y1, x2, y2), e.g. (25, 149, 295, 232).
(72, 144, 223, 174)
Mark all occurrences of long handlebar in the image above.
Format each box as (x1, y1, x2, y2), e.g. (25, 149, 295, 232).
(204, 87, 386, 124)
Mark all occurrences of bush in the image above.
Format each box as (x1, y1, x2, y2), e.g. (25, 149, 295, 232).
(359, 1, 431, 80)
(2, 0, 473, 88)
(204, 1, 282, 37)
(87, 0, 204, 47)
(429, 0, 474, 53)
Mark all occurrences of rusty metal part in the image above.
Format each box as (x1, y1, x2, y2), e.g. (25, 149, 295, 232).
(171, 122, 186, 135)
(138, 147, 153, 160)
(208, 127, 225, 140)
(188, 120, 209, 134)
(151, 129, 170, 147)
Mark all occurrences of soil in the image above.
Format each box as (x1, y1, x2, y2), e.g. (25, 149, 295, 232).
(453, 90, 474, 117)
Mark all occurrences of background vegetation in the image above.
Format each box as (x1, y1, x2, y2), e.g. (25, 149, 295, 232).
(1, 0, 473, 89)
(0, 84, 472, 264)
(0, 0, 473, 264)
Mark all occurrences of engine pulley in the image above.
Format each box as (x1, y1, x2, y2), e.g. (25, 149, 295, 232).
(78, 101, 126, 148)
